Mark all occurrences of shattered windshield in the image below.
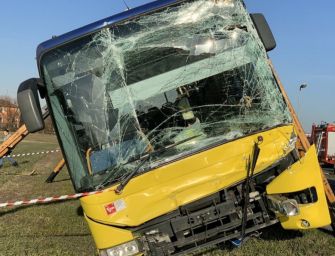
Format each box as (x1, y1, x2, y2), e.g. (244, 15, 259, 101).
(41, 0, 292, 191)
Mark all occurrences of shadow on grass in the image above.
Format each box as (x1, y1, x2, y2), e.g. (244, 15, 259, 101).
(318, 226, 334, 236)
(258, 223, 303, 240)
(18, 160, 29, 164)
(77, 206, 84, 216)
(51, 178, 71, 183)
(190, 223, 304, 256)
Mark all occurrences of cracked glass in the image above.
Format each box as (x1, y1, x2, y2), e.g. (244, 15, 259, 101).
(41, 0, 292, 191)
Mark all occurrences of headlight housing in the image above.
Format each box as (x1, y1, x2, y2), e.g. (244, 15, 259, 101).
(100, 240, 141, 256)
(267, 195, 300, 217)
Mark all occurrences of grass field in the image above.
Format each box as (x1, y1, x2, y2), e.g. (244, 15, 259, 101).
(0, 134, 334, 256)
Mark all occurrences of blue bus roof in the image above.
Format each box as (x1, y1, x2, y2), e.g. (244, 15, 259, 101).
(36, 0, 182, 62)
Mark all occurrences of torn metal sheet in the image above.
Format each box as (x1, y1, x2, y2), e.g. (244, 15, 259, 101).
(41, 0, 292, 190)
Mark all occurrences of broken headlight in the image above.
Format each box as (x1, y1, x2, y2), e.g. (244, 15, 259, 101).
(99, 240, 141, 256)
(267, 195, 300, 217)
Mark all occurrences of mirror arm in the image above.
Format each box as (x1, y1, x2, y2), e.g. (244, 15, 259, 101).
(36, 78, 46, 99)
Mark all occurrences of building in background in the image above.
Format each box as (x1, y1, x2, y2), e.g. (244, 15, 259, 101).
(0, 98, 20, 130)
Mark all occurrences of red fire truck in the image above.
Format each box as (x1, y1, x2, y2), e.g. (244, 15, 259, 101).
(310, 122, 335, 171)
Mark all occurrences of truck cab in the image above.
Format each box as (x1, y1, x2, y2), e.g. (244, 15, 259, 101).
(17, 0, 331, 255)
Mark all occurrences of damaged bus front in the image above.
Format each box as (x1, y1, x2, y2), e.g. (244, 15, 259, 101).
(17, 0, 331, 255)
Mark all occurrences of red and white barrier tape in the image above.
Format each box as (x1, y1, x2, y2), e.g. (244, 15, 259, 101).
(0, 190, 103, 208)
(4, 149, 61, 158)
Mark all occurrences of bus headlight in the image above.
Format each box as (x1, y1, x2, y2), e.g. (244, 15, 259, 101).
(100, 240, 140, 256)
(281, 199, 300, 216)
(267, 195, 300, 217)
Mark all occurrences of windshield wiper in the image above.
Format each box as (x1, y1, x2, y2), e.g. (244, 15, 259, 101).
(95, 134, 202, 192)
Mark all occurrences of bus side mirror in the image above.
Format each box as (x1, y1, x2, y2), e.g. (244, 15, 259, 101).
(17, 78, 45, 133)
(250, 13, 276, 52)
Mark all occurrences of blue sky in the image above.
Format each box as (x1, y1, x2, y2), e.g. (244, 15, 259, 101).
(0, 1, 334, 131)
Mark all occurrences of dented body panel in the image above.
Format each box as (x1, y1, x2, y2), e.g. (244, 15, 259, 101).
(267, 145, 331, 229)
(80, 125, 295, 226)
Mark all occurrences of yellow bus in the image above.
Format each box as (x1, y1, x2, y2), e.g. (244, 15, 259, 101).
(17, 0, 332, 255)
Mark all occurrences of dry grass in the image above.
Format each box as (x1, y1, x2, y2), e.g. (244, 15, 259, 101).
(0, 134, 95, 255)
